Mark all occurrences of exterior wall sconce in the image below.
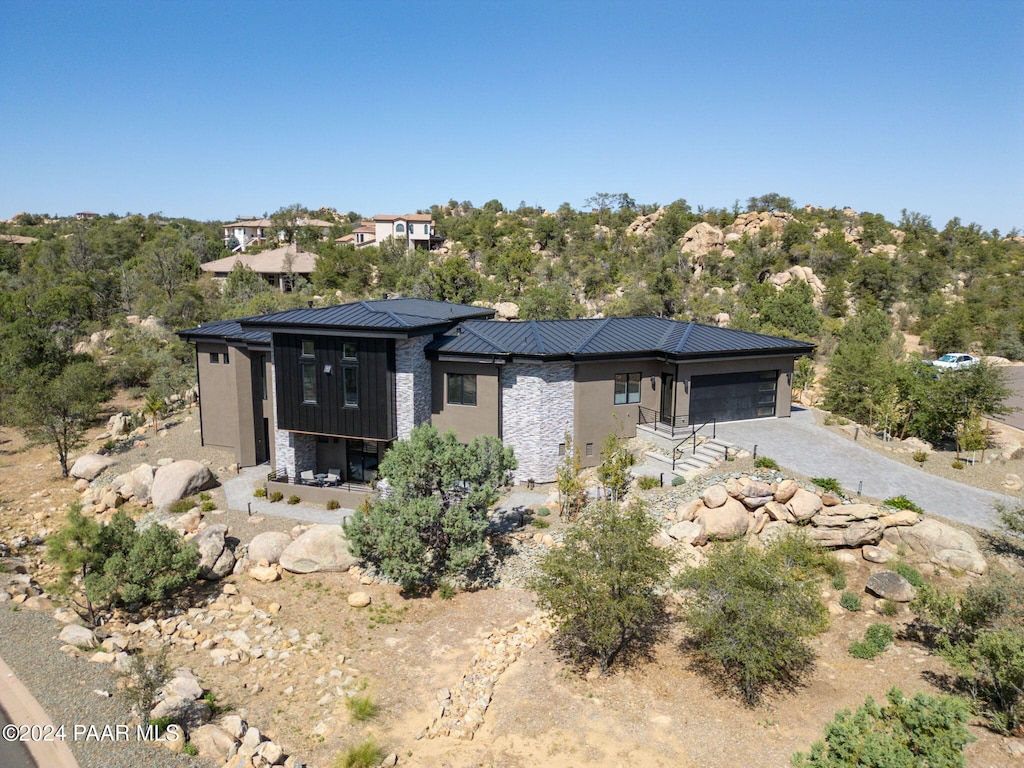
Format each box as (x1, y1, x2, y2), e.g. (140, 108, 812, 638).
(323, 364, 333, 375)
(786, 372, 792, 385)
(650, 376, 656, 389)
(684, 379, 690, 393)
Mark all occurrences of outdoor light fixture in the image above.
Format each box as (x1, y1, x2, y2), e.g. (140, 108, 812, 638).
(323, 364, 333, 375)
(650, 376, 656, 389)
(684, 379, 690, 393)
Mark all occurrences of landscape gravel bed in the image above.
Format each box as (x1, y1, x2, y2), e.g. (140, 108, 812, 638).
(0, 604, 213, 768)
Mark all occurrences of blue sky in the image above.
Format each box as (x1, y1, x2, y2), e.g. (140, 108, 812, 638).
(2, 1, 1022, 232)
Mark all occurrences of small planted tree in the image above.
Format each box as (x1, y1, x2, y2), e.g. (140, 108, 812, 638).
(597, 429, 636, 501)
(675, 533, 830, 705)
(556, 433, 586, 522)
(531, 500, 672, 672)
(344, 424, 516, 590)
(791, 688, 974, 767)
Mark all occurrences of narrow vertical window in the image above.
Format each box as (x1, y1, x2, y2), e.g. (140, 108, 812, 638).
(301, 363, 317, 404)
(343, 366, 358, 407)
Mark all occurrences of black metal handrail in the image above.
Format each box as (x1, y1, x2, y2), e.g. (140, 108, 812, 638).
(669, 418, 717, 471)
(266, 470, 371, 493)
(638, 406, 691, 433)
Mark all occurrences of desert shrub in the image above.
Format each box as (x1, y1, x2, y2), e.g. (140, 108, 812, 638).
(531, 500, 672, 673)
(637, 475, 661, 490)
(957, 627, 1024, 735)
(437, 581, 456, 600)
(849, 623, 894, 659)
(675, 532, 830, 705)
(894, 562, 926, 588)
(335, 738, 384, 768)
(791, 687, 974, 767)
(120, 647, 172, 718)
(839, 592, 861, 612)
(268, 491, 283, 502)
(345, 693, 379, 722)
(198, 491, 211, 501)
(253, 487, 267, 498)
(831, 572, 847, 590)
(951, 460, 964, 470)
(287, 495, 300, 505)
(671, 476, 685, 486)
(880, 599, 898, 617)
(536, 507, 550, 516)
(325, 499, 340, 510)
(754, 456, 780, 470)
(912, 450, 928, 464)
(811, 477, 843, 496)
(884, 495, 923, 514)
(182, 742, 198, 756)
(995, 501, 1024, 540)
(200, 501, 216, 512)
(532, 516, 550, 529)
(167, 498, 193, 515)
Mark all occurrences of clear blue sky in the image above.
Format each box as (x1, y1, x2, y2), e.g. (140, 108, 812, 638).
(2, 1, 1022, 232)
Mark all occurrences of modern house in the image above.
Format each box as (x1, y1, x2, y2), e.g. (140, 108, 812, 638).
(335, 214, 437, 252)
(200, 243, 318, 292)
(223, 218, 272, 252)
(179, 298, 813, 504)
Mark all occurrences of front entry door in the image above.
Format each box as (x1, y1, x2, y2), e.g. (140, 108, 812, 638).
(660, 374, 674, 425)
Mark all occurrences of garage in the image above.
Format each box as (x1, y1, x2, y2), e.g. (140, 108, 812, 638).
(689, 369, 778, 424)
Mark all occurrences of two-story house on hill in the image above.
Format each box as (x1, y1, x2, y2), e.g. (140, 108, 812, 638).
(179, 298, 813, 505)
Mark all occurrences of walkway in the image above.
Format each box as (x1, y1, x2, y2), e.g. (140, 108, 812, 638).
(221, 465, 356, 525)
(715, 408, 1020, 531)
(0, 653, 78, 768)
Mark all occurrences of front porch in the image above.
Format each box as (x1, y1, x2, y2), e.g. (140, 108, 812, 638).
(265, 471, 377, 508)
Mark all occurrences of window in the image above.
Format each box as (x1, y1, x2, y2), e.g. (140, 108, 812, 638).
(301, 339, 315, 357)
(223, 350, 229, 364)
(614, 372, 641, 404)
(585, 442, 594, 457)
(301, 363, 317, 404)
(343, 366, 358, 407)
(342, 342, 357, 360)
(347, 439, 381, 484)
(260, 356, 267, 400)
(209, 352, 220, 364)
(396, 223, 405, 234)
(447, 373, 477, 406)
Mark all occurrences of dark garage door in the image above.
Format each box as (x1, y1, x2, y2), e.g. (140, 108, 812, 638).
(690, 370, 777, 423)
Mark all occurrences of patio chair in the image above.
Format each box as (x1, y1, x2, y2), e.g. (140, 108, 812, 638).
(299, 470, 315, 485)
(325, 469, 341, 486)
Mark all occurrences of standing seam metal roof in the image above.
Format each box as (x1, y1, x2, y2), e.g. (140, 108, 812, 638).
(238, 298, 494, 331)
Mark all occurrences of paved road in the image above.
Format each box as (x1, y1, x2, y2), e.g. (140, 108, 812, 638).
(715, 408, 1020, 531)
(0, 706, 36, 768)
(991, 364, 1024, 431)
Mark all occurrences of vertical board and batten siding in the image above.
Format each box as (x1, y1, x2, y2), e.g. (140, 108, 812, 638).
(273, 333, 396, 439)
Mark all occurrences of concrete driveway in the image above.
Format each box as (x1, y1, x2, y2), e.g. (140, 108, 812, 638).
(715, 408, 1020, 531)
(991, 364, 1024, 431)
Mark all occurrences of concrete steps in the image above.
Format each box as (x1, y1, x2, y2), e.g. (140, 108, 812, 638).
(642, 437, 736, 478)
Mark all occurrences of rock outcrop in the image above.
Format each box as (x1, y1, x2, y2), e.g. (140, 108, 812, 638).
(150, 460, 216, 508)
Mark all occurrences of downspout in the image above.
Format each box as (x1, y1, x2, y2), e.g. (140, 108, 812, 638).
(195, 345, 205, 447)
(496, 363, 503, 440)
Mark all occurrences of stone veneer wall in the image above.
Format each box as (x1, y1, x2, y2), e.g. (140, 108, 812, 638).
(395, 336, 432, 439)
(269, 347, 316, 479)
(501, 361, 574, 484)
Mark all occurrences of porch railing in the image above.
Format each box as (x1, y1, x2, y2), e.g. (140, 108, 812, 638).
(638, 406, 691, 435)
(266, 469, 370, 494)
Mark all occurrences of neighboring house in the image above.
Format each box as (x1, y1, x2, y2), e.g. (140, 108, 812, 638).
(336, 214, 436, 251)
(223, 218, 272, 251)
(200, 243, 318, 292)
(179, 299, 813, 503)
(75, 211, 99, 220)
(336, 220, 377, 247)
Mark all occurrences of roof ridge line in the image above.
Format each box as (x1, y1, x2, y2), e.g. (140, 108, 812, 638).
(573, 317, 612, 354)
(528, 320, 546, 355)
(674, 321, 696, 353)
(360, 300, 411, 328)
(656, 318, 678, 350)
(458, 322, 506, 353)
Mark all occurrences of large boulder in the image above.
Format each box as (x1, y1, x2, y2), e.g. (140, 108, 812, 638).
(129, 464, 156, 505)
(758, 520, 793, 546)
(59, 624, 97, 648)
(697, 497, 751, 541)
(247, 531, 292, 565)
(151, 460, 216, 508)
(883, 519, 986, 575)
(865, 571, 917, 602)
(190, 724, 238, 763)
(807, 519, 885, 548)
(69, 454, 117, 481)
(701, 484, 729, 509)
(812, 503, 880, 526)
(786, 488, 823, 521)
(193, 525, 234, 580)
(279, 525, 357, 574)
(667, 520, 707, 546)
(773, 479, 799, 503)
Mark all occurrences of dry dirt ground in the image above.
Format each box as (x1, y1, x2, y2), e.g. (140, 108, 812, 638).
(1, 403, 1022, 768)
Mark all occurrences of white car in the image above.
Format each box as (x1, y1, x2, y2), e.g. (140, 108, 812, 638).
(932, 353, 979, 370)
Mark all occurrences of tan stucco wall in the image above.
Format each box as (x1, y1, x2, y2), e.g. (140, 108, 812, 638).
(430, 361, 501, 442)
(197, 341, 242, 459)
(573, 360, 671, 467)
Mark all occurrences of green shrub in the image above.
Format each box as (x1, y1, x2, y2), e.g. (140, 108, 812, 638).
(894, 562, 925, 588)
(198, 491, 211, 502)
(884, 495, 923, 514)
(880, 599, 898, 617)
(437, 581, 456, 600)
(961, 627, 1024, 735)
(810, 477, 843, 496)
(345, 693, 379, 722)
(167, 498, 193, 515)
(637, 475, 661, 490)
(200, 501, 216, 512)
(675, 532, 829, 705)
(335, 738, 384, 768)
(839, 591, 861, 612)
(951, 460, 964, 470)
(671, 476, 685, 486)
(268, 491, 283, 502)
(182, 742, 198, 756)
(253, 487, 267, 498)
(831, 572, 847, 590)
(536, 507, 550, 516)
(287, 495, 300, 505)
(754, 456, 780, 471)
(849, 623, 894, 659)
(791, 688, 974, 767)
(102, 439, 117, 453)
(325, 499, 340, 510)
(121, 647, 171, 718)
(531, 501, 672, 673)
(912, 450, 928, 464)
(532, 516, 550, 529)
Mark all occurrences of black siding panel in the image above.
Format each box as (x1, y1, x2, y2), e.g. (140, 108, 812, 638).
(275, 334, 396, 439)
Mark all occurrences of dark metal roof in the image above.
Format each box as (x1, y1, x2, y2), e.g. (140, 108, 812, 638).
(428, 318, 815, 360)
(239, 298, 493, 333)
(177, 318, 271, 346)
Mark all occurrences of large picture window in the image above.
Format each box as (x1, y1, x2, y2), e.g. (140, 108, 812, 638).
(447, 373, 477, 406)
(614, 372, 641, 405)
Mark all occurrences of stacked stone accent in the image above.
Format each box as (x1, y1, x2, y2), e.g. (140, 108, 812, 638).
(274, 430, 315, 480)
(395, 336, 432, 439)
(501, 361, 573, 483)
